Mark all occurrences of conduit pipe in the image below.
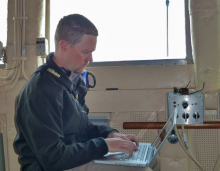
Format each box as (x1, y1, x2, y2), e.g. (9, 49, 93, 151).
(0, 63, 16, 80)
(0, 66, 19, 87)
(22, 60, 29, 80)
(189, 0, 220, 93)
(4, 1, 45, 170)
(0, 0, 28, 93)
(1, 0, 45, 90)
(20, 0, 29, 80)
(0, 0, 22, 92)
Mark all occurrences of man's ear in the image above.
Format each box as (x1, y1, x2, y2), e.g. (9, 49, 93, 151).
(59, 40, 69, 52)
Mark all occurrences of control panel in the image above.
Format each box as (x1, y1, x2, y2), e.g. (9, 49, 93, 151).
(167, 92, 204, 124)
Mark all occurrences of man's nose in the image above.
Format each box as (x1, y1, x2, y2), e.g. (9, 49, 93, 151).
(88, 54, 93, 63)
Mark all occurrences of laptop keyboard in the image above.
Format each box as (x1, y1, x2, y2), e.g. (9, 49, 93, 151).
(120, 144, 148, 161)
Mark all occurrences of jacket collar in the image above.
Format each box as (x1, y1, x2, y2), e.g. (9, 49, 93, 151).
(46, 53, 74, 93)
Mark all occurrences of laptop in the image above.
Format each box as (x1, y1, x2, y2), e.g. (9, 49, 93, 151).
(94, 108, 177, 167)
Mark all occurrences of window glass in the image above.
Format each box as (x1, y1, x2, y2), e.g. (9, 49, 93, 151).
(50, 0, 186, 62)
(0, 0, 7, 65)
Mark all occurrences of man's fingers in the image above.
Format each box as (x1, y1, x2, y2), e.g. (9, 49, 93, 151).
(133, 143, 138, 151)
(125, 134, 139, 147)
(105, 138, 138, 155)
(107, 132, 139, 147)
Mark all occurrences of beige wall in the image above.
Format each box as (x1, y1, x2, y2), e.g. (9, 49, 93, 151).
(86, 65, 196, 112)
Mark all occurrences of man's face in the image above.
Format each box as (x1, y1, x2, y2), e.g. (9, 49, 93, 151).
(63, 34, 97, 74)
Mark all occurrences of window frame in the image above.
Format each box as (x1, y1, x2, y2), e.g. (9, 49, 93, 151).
(0, 0, 193, 69)
(88, 0, 193, 67)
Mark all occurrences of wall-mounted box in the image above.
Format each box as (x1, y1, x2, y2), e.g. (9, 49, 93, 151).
(36, 38, 48, 56)
(167, 92, 204, 124)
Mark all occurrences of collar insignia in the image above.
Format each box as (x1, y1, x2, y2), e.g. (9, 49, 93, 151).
(47, 68, 61, 78)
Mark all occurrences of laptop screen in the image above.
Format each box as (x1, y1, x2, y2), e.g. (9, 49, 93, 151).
(151, 109, 177, 149)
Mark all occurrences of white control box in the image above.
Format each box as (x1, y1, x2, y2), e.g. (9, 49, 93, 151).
(36, 38, 48, 56)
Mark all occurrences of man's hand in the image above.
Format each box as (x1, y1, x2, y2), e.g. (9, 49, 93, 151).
(105, 132, 139, 155)
(107, 132, 139, 146)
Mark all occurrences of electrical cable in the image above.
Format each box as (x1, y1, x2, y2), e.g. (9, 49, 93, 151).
(0, 62, 18, 88)
(20, 0, 29, 80)
(189, 82, 205, 95)
(177, 128, 207, 171)
(0, 49, 6, 62)
(0, 0, 24, 92)
(181, 125, 207, 171)
(1, 0, 29, 91)
(0, 61, 20, 87)
(214, 155, 220, 171)
(185, 81, 190, 88)
(0, 62, 21, 93)
(177, 125, 220, 171)
(0, 62, 16, 80)
(174, 125, 208, 171)
(0, 61, 22, 70)
(0, 70, 15, 80)
(174, 126, 203, 170)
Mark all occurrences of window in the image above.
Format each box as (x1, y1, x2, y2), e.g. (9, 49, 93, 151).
(50, 0, 192, 66)
(0, 1, 8, 65)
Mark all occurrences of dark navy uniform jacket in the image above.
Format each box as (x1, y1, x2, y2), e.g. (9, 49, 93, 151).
(14, 53, 117, 171)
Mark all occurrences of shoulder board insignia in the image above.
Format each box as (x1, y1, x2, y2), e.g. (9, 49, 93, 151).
(47, 68, 61, 78)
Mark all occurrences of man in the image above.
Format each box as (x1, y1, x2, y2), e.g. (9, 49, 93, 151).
(14, 14, 160, 171)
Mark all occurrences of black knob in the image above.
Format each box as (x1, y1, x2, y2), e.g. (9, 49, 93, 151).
(193, 112, 200, 119)
(182, 113, 189, 119)
(182, 101, 188, 109)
